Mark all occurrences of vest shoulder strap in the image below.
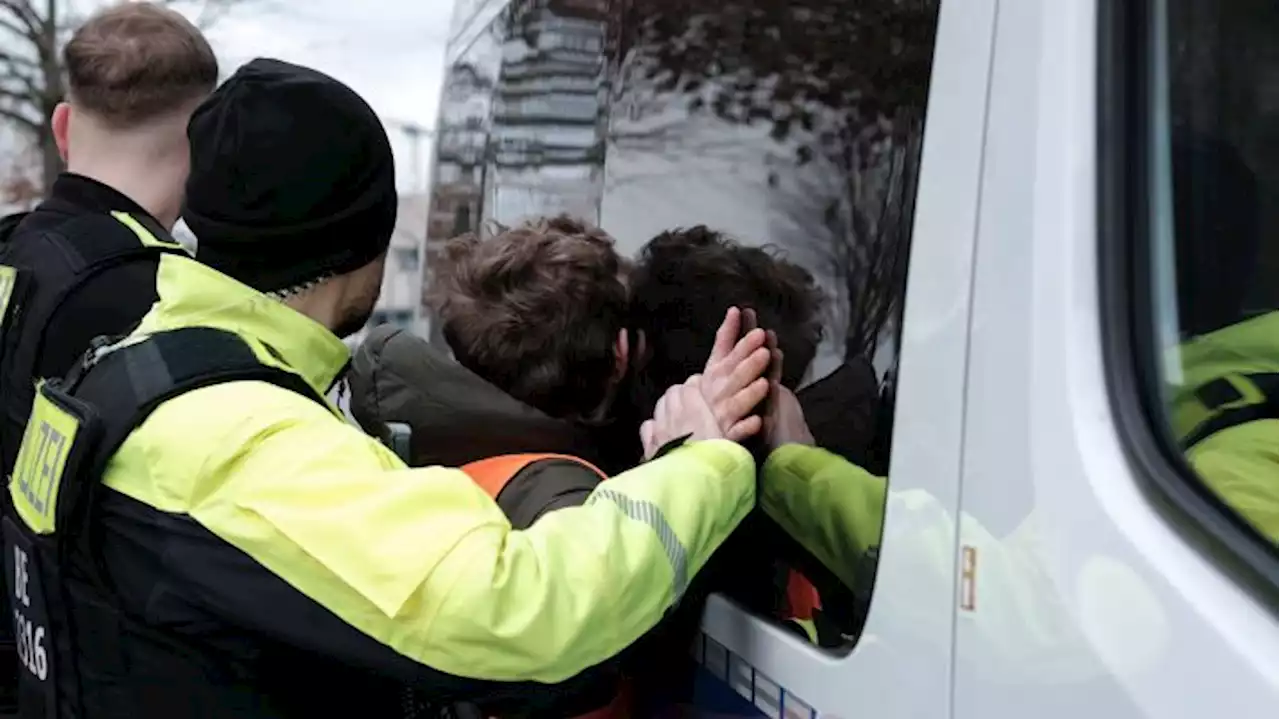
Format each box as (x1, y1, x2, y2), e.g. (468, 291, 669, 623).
(1182, 371, 1278, 450)
(70, 326, 330, 477)
(461, 453, 608, 500)
(1, 210, 189, 431)
(38, 211, 185, 314)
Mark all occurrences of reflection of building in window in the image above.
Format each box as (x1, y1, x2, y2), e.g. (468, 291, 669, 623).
(486, 0, 608, 225)
(428, 63, 491, 244)
(350, 194, 429, 345)
(423, 0, 609, 343)
(425, 60, 494, 340)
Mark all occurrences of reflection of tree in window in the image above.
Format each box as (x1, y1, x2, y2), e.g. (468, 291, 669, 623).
(612, 0, 939, 363)
(599, 0, 942, 658)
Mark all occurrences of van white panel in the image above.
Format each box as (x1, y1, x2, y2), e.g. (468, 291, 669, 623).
(955, 0, 1278, 718)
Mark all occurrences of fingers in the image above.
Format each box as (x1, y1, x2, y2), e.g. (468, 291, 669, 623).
(653, 390, 671, 425)
(716, 376, 770, 429)
(706, 308, 767, 373)
(725, 415, 763, 442)
(706, 307, 741, 368)
(640, 419, 656, 458)
(663, 386, 681, 419)
(724, 347, 772, 397)
(720, 328, 768, 370)
(766, 331, 783, 386)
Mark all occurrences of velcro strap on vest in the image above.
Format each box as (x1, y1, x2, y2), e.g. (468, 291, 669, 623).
(1181, 372, 1278, 450)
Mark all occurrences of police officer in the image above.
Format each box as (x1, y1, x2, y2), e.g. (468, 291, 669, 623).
(0, 2, 217, 474)
(2, 58, 771, 718)
(0, 5, 216, 713)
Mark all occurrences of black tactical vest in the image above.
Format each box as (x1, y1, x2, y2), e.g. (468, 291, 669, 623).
(0, 207, 185, 716)
(2, 325, 464, 719)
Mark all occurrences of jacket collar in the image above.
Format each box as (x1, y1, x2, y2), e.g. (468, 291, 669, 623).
(47, 172, 155, 221)
(349, 327, 632, 472)
(136, 254, 351, 394)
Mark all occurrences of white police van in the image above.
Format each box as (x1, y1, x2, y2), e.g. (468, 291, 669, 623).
(426, 0, 1277, 715)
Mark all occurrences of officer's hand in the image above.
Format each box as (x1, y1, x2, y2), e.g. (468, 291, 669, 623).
(699, 307, 771, 441)
(765, 384, 815, 451)
(641, 376, 744, 459)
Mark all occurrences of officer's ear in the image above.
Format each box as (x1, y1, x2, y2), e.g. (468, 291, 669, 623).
(51, 103, 72, 163)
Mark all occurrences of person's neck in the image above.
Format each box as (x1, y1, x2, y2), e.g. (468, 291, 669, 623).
(282, 281, 343, 333)
(66, 155, 183, 230)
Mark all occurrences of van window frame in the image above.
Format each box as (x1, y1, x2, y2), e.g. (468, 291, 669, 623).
(1096, 0, 1279, 592)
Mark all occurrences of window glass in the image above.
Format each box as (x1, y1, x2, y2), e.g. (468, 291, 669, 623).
(600, 0, 939, 650)
(425, 0, 942, 651)
(1148, 0, 1278, 545)
(482, 0, 607, 226)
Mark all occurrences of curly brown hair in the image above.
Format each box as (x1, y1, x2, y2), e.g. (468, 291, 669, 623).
(628, 225, 825, 415)
(429, 215, 628, 418)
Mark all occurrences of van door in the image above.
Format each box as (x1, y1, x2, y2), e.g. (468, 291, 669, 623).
(955, 1, 1278, 718)
(647, 0, 998, 715)
(424, 0, 997, 713)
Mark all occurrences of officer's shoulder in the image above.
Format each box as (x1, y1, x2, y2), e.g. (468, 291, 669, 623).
(30, 210, 147, 245)
(141, 377, 336, 441)
(5, 212, 160, 270)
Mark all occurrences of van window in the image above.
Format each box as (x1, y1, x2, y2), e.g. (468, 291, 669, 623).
(426, 0, 942, 651)
(1148, 0, 1278, 547)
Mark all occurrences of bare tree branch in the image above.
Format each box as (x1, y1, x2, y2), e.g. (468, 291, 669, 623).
(0, 52, 41, 98)
(0, 85, 29, 102)
(0, 47, 37, 70)
(0, 15, 33, 41)
(0, 0, 256, 192)
(0, 104, 39, 131)
(0, 0, 41, 41)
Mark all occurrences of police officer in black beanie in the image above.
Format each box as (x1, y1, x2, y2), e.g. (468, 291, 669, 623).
(9, 55, 770, 718)
(185, 57, 398, 337)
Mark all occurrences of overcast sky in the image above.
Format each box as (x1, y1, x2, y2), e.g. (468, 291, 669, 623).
(0, 1, 454, 196)
(190, 0, 454, 192)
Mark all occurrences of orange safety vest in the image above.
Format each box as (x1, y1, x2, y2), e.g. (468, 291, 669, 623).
(460, 453, 628, 719)
(460, 453, 609, 496)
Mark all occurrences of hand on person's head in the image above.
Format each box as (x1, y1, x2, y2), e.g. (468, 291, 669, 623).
(640, 376, 729, 459)
(758, 338, 814, 451)
(764, 384, 815, 451)
(697, 307, 772, 442)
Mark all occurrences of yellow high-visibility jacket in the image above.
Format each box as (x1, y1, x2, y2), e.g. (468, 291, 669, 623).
(91, 255, 755, 694)
(1170, 311, 1278, 543)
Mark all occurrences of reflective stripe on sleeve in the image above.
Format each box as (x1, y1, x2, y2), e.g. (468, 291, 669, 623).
(588, 486, 689, 603)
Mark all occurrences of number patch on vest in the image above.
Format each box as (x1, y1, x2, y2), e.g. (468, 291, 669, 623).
(3, 519, 56, 714)
(9, 390, 82, 535)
